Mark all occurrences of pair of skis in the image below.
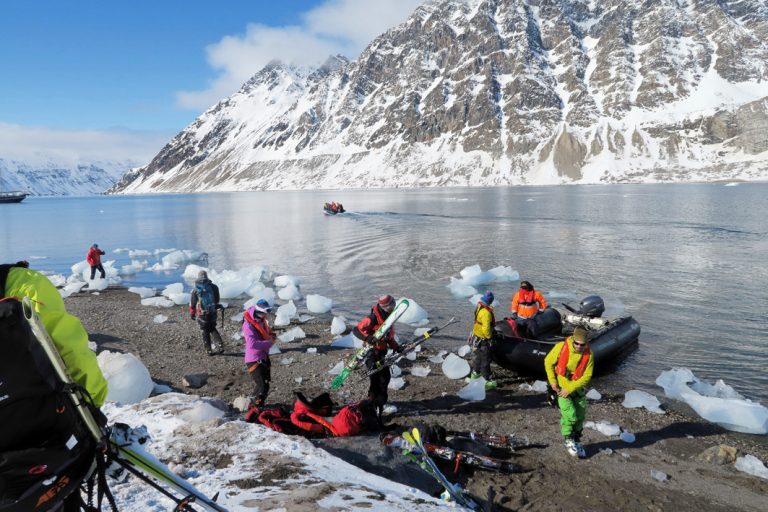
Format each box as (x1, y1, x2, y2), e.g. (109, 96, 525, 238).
(381, 433, 521, 474)
(364, 317, 458, 378)
(23, 297, 228, 512)
(330, 298, 410, 389)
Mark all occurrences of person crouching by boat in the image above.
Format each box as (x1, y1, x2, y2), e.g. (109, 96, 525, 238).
(469, 291, 497, 389)
(243, 300, 274, 409)
(544, 326, 593, 459)
(352, 294, 403, 421)
(510, 280, 547, 337)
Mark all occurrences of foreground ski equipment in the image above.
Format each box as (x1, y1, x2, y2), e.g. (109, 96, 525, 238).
(402, 428, 479, 510)
(365, 317, 458, 378)
(330, 299, 410, 389)
(22, 297, 228, 512)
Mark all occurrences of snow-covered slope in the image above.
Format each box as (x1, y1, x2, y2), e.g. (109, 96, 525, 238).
(0, 157, 133, 196)
(112, 0, 768, 193)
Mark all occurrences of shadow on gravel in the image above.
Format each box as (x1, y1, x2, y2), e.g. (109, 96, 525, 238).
(90, 333, 127, 351)
(586, 421, 724, 457)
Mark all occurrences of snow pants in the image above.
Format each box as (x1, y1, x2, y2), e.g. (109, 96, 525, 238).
(558, 393, 587, 440)
(197, 313, 222, 353)
(247, 359, 271, 406)
(89, 264, 105, 280)
(365, 349, 390, 411)
(470, 335, 493, 379)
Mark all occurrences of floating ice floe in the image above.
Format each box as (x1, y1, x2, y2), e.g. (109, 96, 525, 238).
(128, 249, 152, 257)
(586, 389, 602, 400)
(442, 353, 470, 379)
(331, 316, 346, 335)
(306, 294, 333, 313)
(623, 390, 665, 414)
(410, 366, 431, 377)
(120, 260, 147, 275)
(278, 284, 302, 301)
(656, 367, 768, 434)
(141, 297, 175, 308)
(278, 327, 306, 343)
(274, 275, 301, 288)
(457, 344, 471, 357)
(447, 277, 478, 298)
(153, 315, 168, 324)
(735, 455, 768, 479)
(160, 250, 205, 271)
(458, 378, 486, 401)
(585, 421, 622, 437)
(519, 381, 549, 393)
(397, 298, 428, 325)
(459, 264, 496, 287)
(330, 334, 359, 348)
(388, 377, 406, 390)
(128, 286, 155, 299)
(97, 351, 153, 405)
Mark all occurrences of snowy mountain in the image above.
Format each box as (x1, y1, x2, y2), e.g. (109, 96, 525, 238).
(0, 157, 133, 196)
(112, 0, 768, 193)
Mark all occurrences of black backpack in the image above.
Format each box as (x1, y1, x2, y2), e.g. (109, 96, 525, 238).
(0, 264, 112, 511)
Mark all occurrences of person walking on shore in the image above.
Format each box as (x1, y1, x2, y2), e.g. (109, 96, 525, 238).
(189, 270, 224, 355)
(86, 243, 106, 280)
(469, 291, 497, 389)
(352, 294, 402, 421)
(544, 326, 593, 458)
(243, 300, 274, 409)
(510, 280, 547, 336)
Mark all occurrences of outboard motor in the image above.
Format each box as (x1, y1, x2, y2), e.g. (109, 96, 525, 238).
(577, 295, 605, 318)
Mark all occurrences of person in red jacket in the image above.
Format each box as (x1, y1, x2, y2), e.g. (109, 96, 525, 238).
(352, 294, 402, 421)
(86, 243, 106, 280)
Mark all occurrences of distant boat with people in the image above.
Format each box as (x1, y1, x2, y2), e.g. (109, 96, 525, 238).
(0, 191, 28, 203)
(323, 202, 345, 215)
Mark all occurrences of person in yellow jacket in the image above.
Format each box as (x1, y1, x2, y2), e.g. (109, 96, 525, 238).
(2, 261, 108, 406)
(469, 291, 497, 389)
(544, 326, 593, 458)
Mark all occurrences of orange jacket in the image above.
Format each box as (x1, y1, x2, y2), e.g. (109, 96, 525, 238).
(511, 289, 548, 318)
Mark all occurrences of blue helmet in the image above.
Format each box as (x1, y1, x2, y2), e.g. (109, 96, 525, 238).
(480, 291, 494, 305)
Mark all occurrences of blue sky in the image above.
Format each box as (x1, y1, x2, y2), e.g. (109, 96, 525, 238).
(0, 0, 422, 164)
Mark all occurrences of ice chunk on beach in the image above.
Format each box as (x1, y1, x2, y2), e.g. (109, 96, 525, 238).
(307, 294, 333, 313)
(650, 469, 669, 482)
(328, 361, 345, 375)
(128, 287, 155, 299)
(397, 298, 428, 325)
(620, 431, 636, 443)
(46, 274, 67, 288)
(410, 366, 431, 377)
(519, 380, 549, 392)
(276, 300, 298, 320)
(656, 368, 768, 434)
(389, 377, 406, 390)
(331, 316, 346, 335)
(413, 327, 430, 337)
(274, 275, 301, 288)
(623, 390, 665, 414)
(278, 284, 302, 301)
(585, 421, 621, 436)
(153, 315, 168, 324)
(586, 389, 602, 400)
(442, 353, 470, 379)
(457, 345, 471, 357)
(60, 282, 86, 298)
(281, 357, 295, 365)
(87, 278, 109, 291)
(278, 327, 306, 343)
(268, 344, 281, 355)
(390, 365, 402, 378)
(735, 455, 768, 480)
(274, 315, 291, 327)
(141, 297, 174, 308)
(331, 334, 358, 348)
(458, 378, 486, 401)
(97, 351, 153, 405)
(487, 265, 519, 282)
(447, 277, 477, 298)
(168, 292, 190, 305)
(162, 283, 184, 297)
(179, 402, 225, 423)
(459, 264, 495, 287)
(299, 314, 314, 322)
(307, 348, 317, 354)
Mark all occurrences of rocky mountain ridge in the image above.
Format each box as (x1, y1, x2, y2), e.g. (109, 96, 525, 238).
(112, 0, 768, 193)
(1, 158, 132, 196)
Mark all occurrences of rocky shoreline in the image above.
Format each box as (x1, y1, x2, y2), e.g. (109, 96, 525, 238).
(66, 289, 768, 511)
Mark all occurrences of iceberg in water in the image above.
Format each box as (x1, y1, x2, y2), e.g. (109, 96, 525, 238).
(656, 368, 768, 434)
(447, 277, 477, 298)
(459, 264, 496, 287)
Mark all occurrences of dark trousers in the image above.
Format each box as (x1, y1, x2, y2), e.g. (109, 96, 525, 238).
(247, 360, 271, 405)
(470, 335, 493, 379)
(198, 314, 222, 352)
(89, 264, 105, 279)
(365, 349, 391, 411)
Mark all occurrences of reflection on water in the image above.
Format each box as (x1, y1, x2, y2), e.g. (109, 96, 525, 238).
(2, 183, 767, 403)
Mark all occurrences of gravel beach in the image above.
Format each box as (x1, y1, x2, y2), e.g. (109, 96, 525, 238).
(66, 289, 768, 511)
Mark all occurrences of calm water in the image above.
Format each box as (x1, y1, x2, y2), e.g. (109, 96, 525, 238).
(2, 184, 767, 402)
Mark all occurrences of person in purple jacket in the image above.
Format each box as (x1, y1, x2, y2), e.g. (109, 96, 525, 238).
(243, 299, 275, 408)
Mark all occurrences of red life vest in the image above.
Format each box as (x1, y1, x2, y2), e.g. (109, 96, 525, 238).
(354, 305, 394, 350)
(331, 400, 371, 437)
(555, 338, 591, 381)
(290, 397, 336, 436)
(245, 310, 273, 340)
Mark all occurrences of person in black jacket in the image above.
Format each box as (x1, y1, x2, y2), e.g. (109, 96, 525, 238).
(189, 270, 223, 355)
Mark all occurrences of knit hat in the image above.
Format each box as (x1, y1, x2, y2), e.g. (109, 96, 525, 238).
(378, 294, 396, 310)
(253, 299, 273, 315)
(520, 280, 533, 291)
(573, 327, 589, 343)
(480, 291, 494, 305)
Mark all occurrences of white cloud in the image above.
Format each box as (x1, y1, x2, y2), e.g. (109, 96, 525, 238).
(176, 0, 425, 110)
(0, 122, 171, 167)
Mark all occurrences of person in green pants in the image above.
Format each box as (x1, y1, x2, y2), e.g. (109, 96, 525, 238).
(544, 326, 594, 458)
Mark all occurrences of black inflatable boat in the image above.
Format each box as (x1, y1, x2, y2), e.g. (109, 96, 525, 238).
(492, 295, 640, 376)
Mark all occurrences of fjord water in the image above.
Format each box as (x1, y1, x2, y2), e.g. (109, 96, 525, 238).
(2, 183, 767, 402)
